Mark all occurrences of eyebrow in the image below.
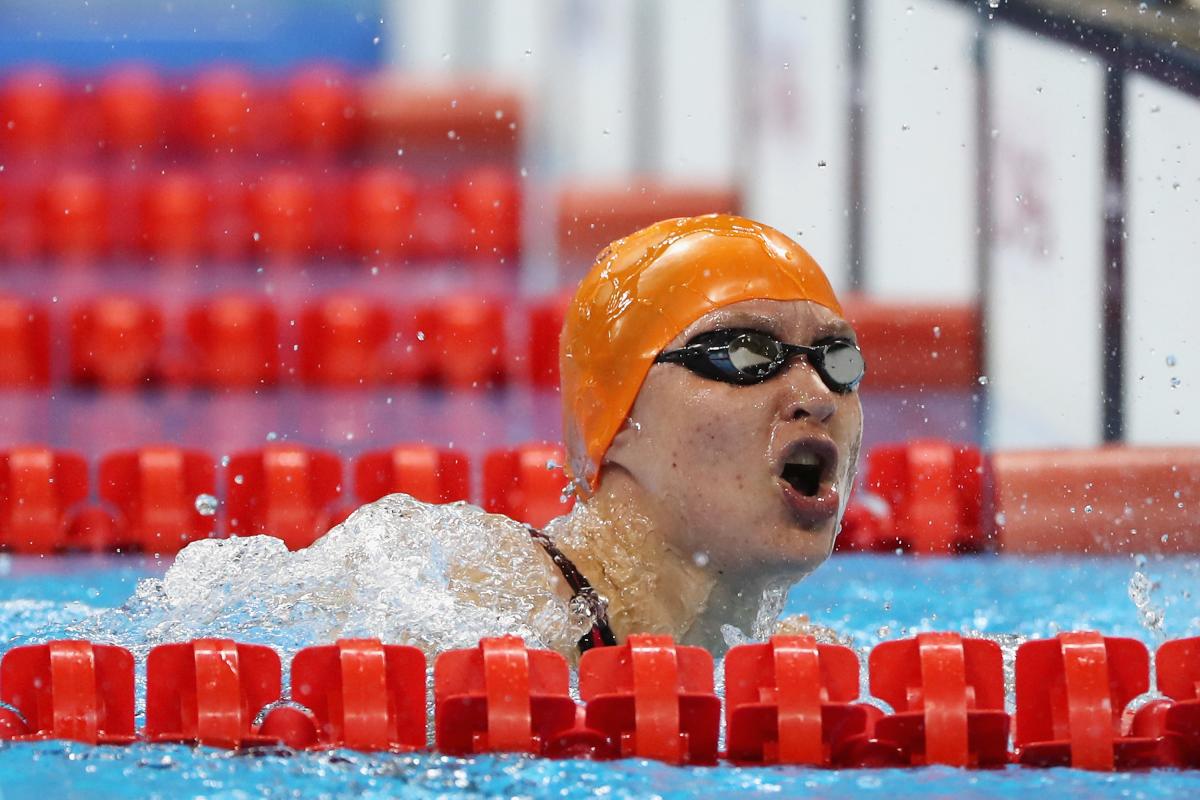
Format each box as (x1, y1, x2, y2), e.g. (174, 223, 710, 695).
(690, 311, 782, 335)
(813, 320, 857, 341)
(688, 313, 857, 343)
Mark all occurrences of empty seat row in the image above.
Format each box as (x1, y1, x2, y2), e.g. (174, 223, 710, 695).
(0, 293, 983, 391)
(838, 440, 1200, 556)
(3, 632, 1198, 769)
(0, 165, 518, 264)
(0, 64, 520, 162)
(0, 293, 555, 389)
(0, 442, 570, 554)
(4, 439, 1196, 557)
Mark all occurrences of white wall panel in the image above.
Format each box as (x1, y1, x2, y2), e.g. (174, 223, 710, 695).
(385, 0, 458, 72)
(543, 0, 639, 179)
(863, 0, 976, 300)
(1125, 75, 1200, 445)
(986, 25, 1105, 447)
(656, 0, 738, 183)
(744, 0, 851, 289)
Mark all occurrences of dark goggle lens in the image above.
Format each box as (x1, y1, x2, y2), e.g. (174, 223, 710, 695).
(819, 340, 865, 389)
(725, 332, 783, 376)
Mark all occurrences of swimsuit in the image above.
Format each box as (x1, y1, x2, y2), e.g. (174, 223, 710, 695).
(528, 527, 617, 653)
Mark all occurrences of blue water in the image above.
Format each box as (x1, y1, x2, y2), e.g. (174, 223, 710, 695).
(2, 553, 1199, 799)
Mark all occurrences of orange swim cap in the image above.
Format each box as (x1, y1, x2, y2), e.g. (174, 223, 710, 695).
(560, 213, 844, 495)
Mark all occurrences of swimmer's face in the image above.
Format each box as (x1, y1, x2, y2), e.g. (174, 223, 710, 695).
(604, 298, 864, 578)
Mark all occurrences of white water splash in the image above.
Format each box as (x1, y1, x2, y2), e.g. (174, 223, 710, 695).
(69, 494, 589, 662)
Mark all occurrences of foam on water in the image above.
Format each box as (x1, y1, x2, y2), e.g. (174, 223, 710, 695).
(67, 493, 591, 662)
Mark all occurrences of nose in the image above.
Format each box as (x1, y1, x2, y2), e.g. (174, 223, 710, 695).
(779, 357, 837, 423)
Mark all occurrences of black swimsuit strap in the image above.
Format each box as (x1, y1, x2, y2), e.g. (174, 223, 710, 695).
(528, 527, 618, 652)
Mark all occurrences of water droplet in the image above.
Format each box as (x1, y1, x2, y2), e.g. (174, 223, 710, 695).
(977, 375, 990, 385)
(817, 159, 827, 167)
(1167, 355, 1177, 367)
(194, 494, 218, 516)
(692, 551, 710, 567)
(446, 130, 458, 140)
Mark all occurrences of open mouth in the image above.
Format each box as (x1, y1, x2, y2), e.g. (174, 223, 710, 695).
(781, 454, 825, 497)
(776, 437, 841, 527)
(779, 439, 837, 498)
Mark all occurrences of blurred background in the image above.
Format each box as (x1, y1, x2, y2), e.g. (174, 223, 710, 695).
(0, 0, 1196, 554)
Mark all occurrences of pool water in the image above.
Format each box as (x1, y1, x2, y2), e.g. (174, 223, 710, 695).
(2, 552, 1199, 799)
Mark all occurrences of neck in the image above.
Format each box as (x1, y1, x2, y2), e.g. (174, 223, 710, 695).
(546, 471, 794, 656)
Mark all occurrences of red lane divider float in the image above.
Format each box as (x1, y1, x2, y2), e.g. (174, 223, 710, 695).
(868, 633, 1009, 767)
(482, 443, 573, 529)
(0, 640, 135, 743)
(838, 439, 986, 555)
(1153, 637, 1200, 767)
(225, 445, 346, 551)
(278, 638, 426, 751)
(146, 639, 281, 748)
(1015, 632, 1158, 770)
(2, 632, 1200, 769)
(355, 444, 471, 506)
(0, 447, 88, 554)
(579, 633, 721, 765)
(99, 446, 218, 554)
(724, 635, 879, 766)
(435, 635, 605, 758)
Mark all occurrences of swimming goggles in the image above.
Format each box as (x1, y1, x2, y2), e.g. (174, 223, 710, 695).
(655, 328, 865, 392)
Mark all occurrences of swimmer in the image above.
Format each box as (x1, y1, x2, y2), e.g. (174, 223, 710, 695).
(536, 213, 864, 655)
(99, 213, 863, 663)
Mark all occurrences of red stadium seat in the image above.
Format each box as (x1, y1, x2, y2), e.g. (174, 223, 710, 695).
(186, 66, 258, 156)
(41, 170, 110, 263)
(993, 446, 1200, 554)
(0, 67, 67, 157)
(0, 295, 50, 387)
(417, 295, 507, 388)
(865, 440, 986, 554)
(0, 175, 41, 261)
(140, 171, 210, 263)
(98, 64, 166, 154)
(298, 296, 393, 387)
(842, 297, 982, 391)
(453, 167, 520, 262)
(724, 636, 874, 766)
(354, 444, 470, 505)
(869, 633, 1009, 767)
(185, 296, 279, 389)
(205, 169, 252, 263)
(357, 78, 521, 161)
(98, 446, 217, 554)
(0, 447, 88, 554)
(526, 293, 570, 389)
(556, 182, 739, 276)
(145, 639, 281, 748)
(482, 443, 573, 528)
(0, 641, 136, 744)
(285, 64, 357, 156)
(345, 167, 418, 264)
(225, 444, 344, 550)
(578, 633, 721, 765)
(249, 168, 318, 263)
(69, 297, 165, 389)
(1015, 632, 1158, 769)
(435, 636, 593, 757)
(274, 638, 426, 751)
